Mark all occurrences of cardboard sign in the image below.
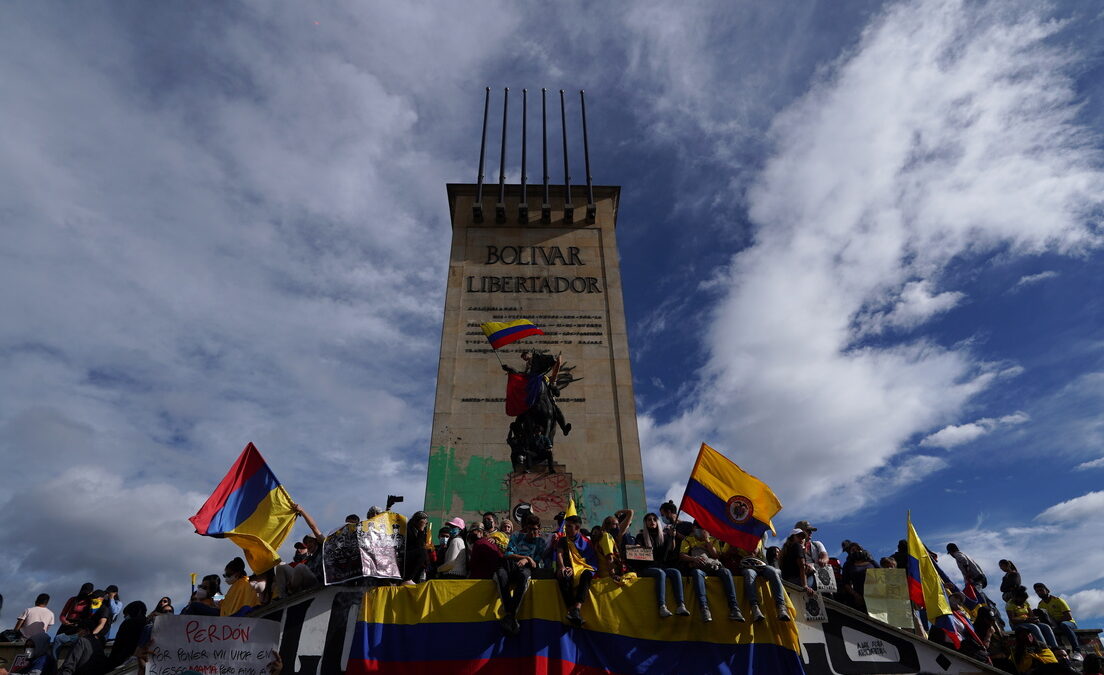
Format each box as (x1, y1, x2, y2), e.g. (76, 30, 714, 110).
(323, 512, 408, 584)
(148, 615, 280, 675)
(863, 568, 913, 629)
(803, 591, 828, 623)
(624, 545, 653, 562)
(813, 564, 838, 593)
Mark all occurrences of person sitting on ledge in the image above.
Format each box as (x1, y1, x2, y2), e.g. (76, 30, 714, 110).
(679, 522, 743, 623)
(436, 517, 469, 579)
(726, 542, 791, 622)
(554, 515, 598, 628)
(635, 512, 688, 618)
(495, 515, 547, 635)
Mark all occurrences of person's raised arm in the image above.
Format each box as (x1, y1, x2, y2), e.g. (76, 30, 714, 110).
(614, 509, 634, 538)
(292, 503, 323, 540)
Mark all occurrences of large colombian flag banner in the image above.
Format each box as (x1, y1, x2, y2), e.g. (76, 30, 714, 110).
(680, 443, 782, 552)
(481, 319, 544, 349)
(346, 578, 805, 674)
(188, 443, 297, 574)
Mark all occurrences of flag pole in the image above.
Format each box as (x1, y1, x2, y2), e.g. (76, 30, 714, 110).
(492, 348, 504, 367)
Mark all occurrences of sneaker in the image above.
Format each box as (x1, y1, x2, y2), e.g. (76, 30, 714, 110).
(675, 603, 691, 616)
(749, 606, 766, 622)
(777, 605, 791, 622)
(701, 605, 713, 623)
(658, 605, 673, 618)
(728, 605, 745, 622)
(567, 608, 585, 628)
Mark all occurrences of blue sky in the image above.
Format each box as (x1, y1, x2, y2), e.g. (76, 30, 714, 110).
(4, 0, 1104, 629)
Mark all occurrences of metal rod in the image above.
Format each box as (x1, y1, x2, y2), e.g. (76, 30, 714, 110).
(474, 87, 490, 222)
(541, 88, 550, 221)
(520, 89, 529, 222)
(497, 88, 509, 222)
(580, 90, 595, 221)
(560, 89, 572, 220)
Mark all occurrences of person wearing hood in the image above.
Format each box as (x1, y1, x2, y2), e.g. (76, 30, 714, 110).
(12, 633, 56, 675)
(106, 601, 147, 670)
(403, 511, 432, 585)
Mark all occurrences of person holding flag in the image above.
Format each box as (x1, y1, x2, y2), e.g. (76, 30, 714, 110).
(679, 443, 790, 623)
(906, 514, 986, 653)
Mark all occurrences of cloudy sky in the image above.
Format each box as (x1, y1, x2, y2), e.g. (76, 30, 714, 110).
(5, 0, 1104, 630)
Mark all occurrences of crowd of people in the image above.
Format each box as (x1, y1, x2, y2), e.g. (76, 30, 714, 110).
(5, 501, 1097, 675)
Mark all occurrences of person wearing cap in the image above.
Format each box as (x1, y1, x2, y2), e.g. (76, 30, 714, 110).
(780, 529, 817, 596)
(497, 515, 548, 634)
(794, 520, 829, 586)
(292, 541, 308, 563)
(436, 516, 469, 578)
(1034, 583, 1081, 654)
(105, 585, 122, 622)
(292, 503, 326, 583)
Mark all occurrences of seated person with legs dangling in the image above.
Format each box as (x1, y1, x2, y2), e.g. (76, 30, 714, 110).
(679, 522, 743, 623)
(634, 512, 689, 618)
(554, 515, 598, 628)
(494, 515, 547, 636)
(723, 541, 791, 622)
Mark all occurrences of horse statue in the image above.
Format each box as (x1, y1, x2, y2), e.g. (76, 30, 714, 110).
(502, 351, 577, 473)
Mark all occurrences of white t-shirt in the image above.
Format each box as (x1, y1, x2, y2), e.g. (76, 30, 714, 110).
(802, 539, 828, 566)
(18, 606, 55, 638)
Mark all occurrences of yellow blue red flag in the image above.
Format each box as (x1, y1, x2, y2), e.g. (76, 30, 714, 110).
(680, 443, 782, 551)
(188, 442, 297, 573)
(480, 319, 544, 349)
(346, 579, 805, 673)
(906, 513, 961, 645)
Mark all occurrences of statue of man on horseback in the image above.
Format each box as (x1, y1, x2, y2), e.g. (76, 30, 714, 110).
(502, 351, 575, 473)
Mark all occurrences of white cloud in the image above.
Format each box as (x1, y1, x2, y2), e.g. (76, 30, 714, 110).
(1068, 589, 1104, 621)
(641, 0, 1104, 519)
(859, 280, 965, 334)
(1075, 457, 1104, 471)
(1036, 491, 1104, 524)
(920, 411, 1029, 449)
(1014, 270, 1059, 289)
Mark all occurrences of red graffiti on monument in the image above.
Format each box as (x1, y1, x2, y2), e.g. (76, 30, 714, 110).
(507, 471, 574, 525)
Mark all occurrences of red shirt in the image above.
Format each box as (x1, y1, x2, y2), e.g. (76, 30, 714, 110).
(469, 538, 504, 579)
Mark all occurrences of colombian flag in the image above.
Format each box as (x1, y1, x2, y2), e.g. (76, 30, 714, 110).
(481, 319, 544, 349)
(188, 443, 297, 574)
(680, 443, 782, 552)
(906, 514, 960, 646)
(346, 578, 805, 674)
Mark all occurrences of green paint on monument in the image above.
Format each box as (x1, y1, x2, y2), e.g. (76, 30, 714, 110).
(424, 446, 513, 518)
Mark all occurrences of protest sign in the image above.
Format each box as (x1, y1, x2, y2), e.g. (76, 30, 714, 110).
(813, 564, 837, 593)
(624, 545, 653, 562)
(803, 591, 828, 622)
(864, 568, 913, 628)
(322, 512, 408, 584)
(148, 615, 280, 675)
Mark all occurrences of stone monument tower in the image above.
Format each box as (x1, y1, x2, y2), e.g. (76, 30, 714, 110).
(424, 89, 646, 528)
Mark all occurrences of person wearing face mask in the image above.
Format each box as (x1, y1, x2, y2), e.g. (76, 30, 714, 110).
(436, 517, 469, 578)
(181, 577, 221, 616)
(220, 557, 261, 617)
(11, 633, 56, 675)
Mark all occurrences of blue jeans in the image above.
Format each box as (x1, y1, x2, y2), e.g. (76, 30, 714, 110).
(741, 565, 785, 607)
(689, 567, 737, 607)
(640, 567, 685, 607)
(1014, 621, 1058, 649)
(1054, 621, 1080, 651)
(53, 632, 78, 659)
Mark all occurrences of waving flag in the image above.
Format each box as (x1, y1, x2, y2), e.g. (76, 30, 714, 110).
(679, 443, 782, 551)
(906, 514, 960, 646)
(481, 319, 543, 349)
(505, 372, 544, 416)
(188, 443, 297, 573)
